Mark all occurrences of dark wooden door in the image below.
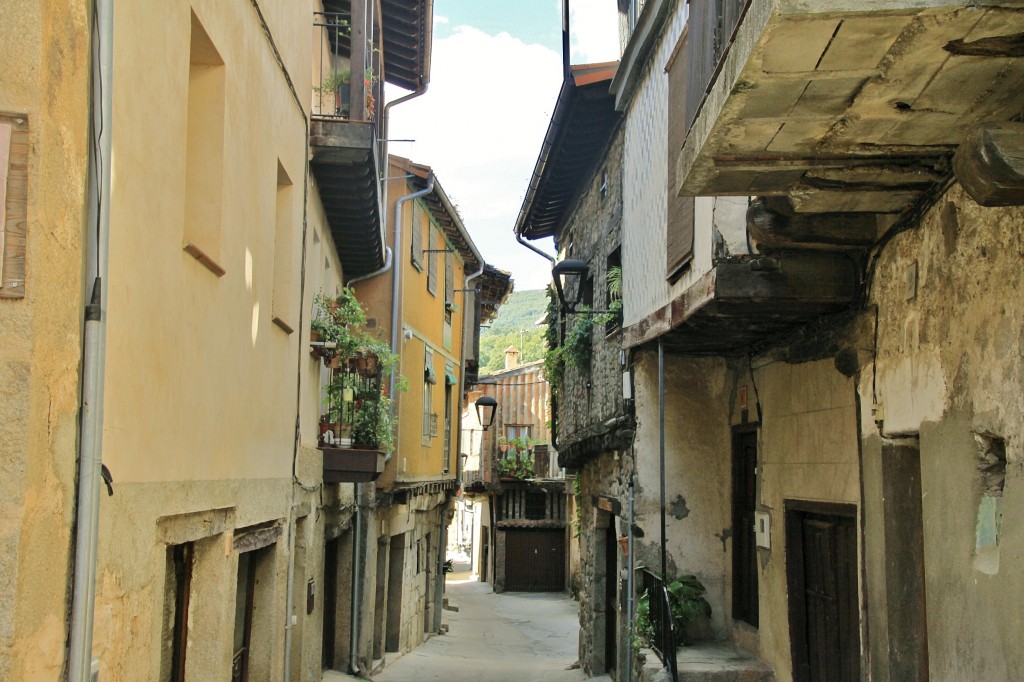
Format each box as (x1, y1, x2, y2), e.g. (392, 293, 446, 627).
(604, 525, 617, 675)
(787, 505, 860, 682)
(322, 537, 338, 669)
(232, 552, 257, 682)
(504, 529, 565, 591)
(732, 429, 758, 626)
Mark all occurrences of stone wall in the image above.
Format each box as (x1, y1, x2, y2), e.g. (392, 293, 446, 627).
(556, 129, 630, 461)
(863, 183, 1024, 680)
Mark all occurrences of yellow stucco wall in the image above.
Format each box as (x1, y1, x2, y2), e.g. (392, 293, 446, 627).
(0, 1, 91, 679)
(88, 1, 349, 678)
(359, 165, 466, 487)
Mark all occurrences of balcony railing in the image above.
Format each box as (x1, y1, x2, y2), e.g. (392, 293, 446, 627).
(685, 0, 750, 133)
(641, 569, 678, 682)
(312, 10, 383, 129)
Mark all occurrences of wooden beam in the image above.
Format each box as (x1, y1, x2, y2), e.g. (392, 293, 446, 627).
(954, 122, 1024, 207)
(747, 196, 878, 251)
(592, 495, 621, 515)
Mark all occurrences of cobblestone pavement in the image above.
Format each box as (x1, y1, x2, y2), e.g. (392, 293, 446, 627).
(325, 564, 605, 682)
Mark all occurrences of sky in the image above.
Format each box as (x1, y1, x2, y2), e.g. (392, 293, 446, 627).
(385, 0, 620, 292)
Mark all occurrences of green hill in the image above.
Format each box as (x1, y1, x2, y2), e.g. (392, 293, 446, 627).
(479, 289, 548, 374)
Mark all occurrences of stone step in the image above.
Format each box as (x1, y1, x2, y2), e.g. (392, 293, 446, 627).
(677, 642, 775, 682)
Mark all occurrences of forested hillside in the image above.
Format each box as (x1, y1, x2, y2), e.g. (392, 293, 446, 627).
(478, 289, 548, 374)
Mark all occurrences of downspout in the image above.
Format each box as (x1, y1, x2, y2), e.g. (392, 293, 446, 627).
(387, 173, 434, 400)
(342, 74, 432, 672)
(345, 173, 435, 674)
(68, 1, 113, 680)
(516, 232, 555, 264)
(435, 257, 485, 634)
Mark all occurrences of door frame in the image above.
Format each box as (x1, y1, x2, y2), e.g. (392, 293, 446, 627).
(785, 500, 860, 682)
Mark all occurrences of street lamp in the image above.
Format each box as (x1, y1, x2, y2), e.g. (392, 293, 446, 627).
(474, 396, 498, 431)
(552, 259, 588, 313)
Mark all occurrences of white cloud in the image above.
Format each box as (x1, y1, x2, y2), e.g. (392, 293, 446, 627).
(386, 25, 563, 290)
(434, 15, 450, 25)
(569, 1, 621, 64)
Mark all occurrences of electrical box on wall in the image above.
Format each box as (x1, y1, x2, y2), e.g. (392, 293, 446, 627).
(622, 369, 632, 400)
(754, 511, 771, 549)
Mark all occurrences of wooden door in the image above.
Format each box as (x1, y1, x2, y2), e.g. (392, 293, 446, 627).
(732, 429, 758, 626)
(504, 529, 565, 591)
(786, 504, 860, 682)
(603, 525, 617, 675)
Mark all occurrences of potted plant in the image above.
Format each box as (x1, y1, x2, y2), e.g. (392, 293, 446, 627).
(351, 393, 394, 452)
(311, 289, 367, 364)
(314, 68, 351, 116)
(497, 436, 508, 454)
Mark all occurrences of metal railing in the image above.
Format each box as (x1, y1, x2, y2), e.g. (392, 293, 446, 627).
(641, 569, 678, 682)
(685, 0, 751, 134)
(312, 10, 383, 125)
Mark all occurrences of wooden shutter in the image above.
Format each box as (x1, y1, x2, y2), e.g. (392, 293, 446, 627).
(1, 115, 28, 299)
(410, 204, 423, 270)
(444, 250, 454, 304)
(427, 229, 438, 295)
(666, 30, 694, 281)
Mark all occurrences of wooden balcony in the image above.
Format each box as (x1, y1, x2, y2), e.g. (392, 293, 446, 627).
(321, 446, 386, 483)
(677, 1, 1024, 212)
(622, 251, 859, 354)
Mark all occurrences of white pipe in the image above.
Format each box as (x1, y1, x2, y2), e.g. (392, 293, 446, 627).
(69, 0, 113, 679)
(388, 174, 435, 400)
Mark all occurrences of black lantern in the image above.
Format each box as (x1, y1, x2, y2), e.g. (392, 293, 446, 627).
(552, 259, 589, 313)
(474, 395, 498, 431)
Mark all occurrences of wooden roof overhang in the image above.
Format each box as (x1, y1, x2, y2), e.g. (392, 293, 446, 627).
(477, 264, 513, 324)
(515, 63, 620, 242)
(309, 119, 385, 280)
(622, 252, 860, 355)
(396, 157, 483, 273)
(323, 0, 432, 91)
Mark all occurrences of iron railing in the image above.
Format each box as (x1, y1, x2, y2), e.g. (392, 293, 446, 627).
(685, 0, 751, 134)
(312, 10, 383, 125)
(641, 569, 678, 682)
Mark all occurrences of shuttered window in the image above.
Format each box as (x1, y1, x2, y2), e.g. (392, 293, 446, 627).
(1, 115, 28, 299)
(427, 228, 438, 296)
(666, 29, 694, 282)
(444, 250, 454, 304)
(410, 204, 423, 270)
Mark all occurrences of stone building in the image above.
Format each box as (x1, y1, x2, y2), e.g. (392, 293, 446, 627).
(519, 1, 1024, 681)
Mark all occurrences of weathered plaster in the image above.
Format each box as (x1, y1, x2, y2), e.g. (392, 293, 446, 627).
(0, 0, 90, 679)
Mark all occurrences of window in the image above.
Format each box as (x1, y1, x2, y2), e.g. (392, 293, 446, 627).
(271, 161, 295, 332)
(183, 11, 226, 277)
(442, 375, 453, 473)
(410, 204, 423, 270)
(505, 424, 532, 444)
(666, 29, 694, 282)
(605, 247, 622, 334)
(422, 347, 434, 444)
(426, 228, 438, 296)
(0, 114, 28, 299)
(444, 250, 454, 305)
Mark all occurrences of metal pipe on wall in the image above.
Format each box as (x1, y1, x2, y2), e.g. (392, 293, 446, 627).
(68, 1, 113, 678)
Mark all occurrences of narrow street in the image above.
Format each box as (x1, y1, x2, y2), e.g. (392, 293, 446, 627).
(335, 560, 604, 682)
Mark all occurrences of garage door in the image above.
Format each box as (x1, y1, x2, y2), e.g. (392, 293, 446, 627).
(504, 528, 565, 592)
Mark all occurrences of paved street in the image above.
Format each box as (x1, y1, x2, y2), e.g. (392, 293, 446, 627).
(327, 562, 603, 682)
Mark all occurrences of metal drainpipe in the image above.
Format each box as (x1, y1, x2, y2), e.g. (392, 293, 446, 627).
(516, 231, 555, 264)
(342, 73, 430, 671)
(436, 261, 484, 633)
(658, 340, 667, 582)
(68, 1, 113, 679)
(388, 174, 434, 400)
(626, 475, 635, 682)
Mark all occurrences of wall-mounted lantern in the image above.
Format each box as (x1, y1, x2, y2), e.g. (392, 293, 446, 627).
(552, 259, 589, 313)
(474, 396, 498, 431)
